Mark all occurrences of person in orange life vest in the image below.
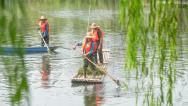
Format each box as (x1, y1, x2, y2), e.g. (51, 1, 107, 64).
(90, 23, 104, 65)
(73, 32, 97, 78)
(38, 16, 50, 46)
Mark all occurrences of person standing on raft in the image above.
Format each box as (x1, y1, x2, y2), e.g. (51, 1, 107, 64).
(73, 32, 98, 78)
(90, 23, 104, 65)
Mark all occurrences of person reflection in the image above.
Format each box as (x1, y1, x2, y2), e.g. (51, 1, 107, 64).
(84, 84, 104, 106)
(40, 55, 51, 87)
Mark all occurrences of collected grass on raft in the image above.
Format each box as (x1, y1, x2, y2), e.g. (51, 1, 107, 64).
(76, 67, 104, 76)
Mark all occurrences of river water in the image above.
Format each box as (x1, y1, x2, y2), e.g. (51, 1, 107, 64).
(0, 0, 188, 106)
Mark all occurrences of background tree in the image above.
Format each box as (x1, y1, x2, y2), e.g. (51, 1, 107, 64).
(119, 0, 187, 105)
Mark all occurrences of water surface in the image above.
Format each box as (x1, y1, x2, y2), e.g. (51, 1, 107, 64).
(0, 1, 188, 106)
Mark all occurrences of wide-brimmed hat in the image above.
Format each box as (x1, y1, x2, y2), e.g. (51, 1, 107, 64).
(40, 16, 47, 20)
(90, 23, 100, 29)
(85, 32, 94, 39)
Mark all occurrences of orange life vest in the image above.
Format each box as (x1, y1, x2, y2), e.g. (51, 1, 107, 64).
(82, 38, 97, 54)
(92, 30, 99, 42)
(100, 29, 104, 38)
(92, 29, 104, 42)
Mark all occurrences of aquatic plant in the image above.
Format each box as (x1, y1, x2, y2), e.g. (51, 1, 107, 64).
(0, 0, 29, 106)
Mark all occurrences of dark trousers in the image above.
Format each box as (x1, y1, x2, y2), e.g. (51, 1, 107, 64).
(96, 41, 103, 64)
(83, 53, 97, 77)
(41, 36, 49, 47)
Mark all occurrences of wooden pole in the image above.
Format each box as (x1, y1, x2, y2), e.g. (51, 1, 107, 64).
(83, 55, 120, 86)
(38, 31, 50, 53)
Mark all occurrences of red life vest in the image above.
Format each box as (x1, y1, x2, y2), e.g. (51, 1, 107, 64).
(40, 22, 45, 32)
(92, 30, 99, 42)
(100, 29, 104, 38)
(92, 29, 104, 42)
(40, 22, 49, 32)
(82, 38, 97, 54)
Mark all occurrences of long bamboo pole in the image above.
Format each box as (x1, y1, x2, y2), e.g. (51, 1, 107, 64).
(83, 55, 120, 86)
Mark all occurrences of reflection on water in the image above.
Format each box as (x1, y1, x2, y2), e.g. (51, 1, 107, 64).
(40, 55, 51, 88)
(83, 84, 104, 106)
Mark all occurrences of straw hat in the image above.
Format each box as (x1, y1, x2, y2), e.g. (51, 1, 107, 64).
(90, 23, 100, 29)
(40, 16, 47, 20)
(85, 32, 94, 39)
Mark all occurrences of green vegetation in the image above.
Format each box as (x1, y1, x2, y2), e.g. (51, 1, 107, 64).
(0, 0, 29, 106)
(76, 67, 104, 76)
(0, 0, 187, 106)
(119, 0, 188, 106)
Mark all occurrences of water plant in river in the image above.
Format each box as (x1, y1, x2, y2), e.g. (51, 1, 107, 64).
(0, 0, 29, 106)
(119, 0, 181, 105)
(76, 67, 104, 76)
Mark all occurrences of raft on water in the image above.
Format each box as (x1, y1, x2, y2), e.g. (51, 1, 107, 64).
(71, 49, 110, 84)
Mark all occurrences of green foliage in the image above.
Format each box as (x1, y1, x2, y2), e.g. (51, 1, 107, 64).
(119, 0, 180, 105)
(0, 0, 29, 106)
(76, 67, 104, 76)
(119, 0, 145, 69)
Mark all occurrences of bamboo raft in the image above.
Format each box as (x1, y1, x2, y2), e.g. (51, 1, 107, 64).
(71, 49, 110, 84)
(71, 75, 105, 84)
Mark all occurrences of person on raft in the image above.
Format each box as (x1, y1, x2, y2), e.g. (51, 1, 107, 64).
(90, 23, 104, 65)
(73, 32, 98, 78)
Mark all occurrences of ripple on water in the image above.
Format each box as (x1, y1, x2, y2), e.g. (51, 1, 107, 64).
(181, 101, 188, 106)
